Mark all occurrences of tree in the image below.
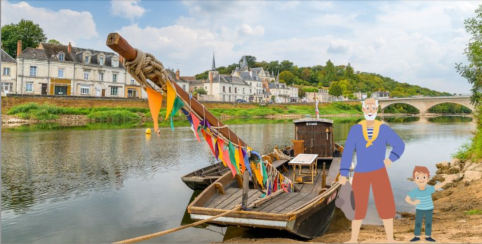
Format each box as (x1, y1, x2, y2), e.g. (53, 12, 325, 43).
(323, 60, 337, 85)
(48, 39, 61, 44)
(298, 88, 306, 98)
(239, 55, 256, 68)
(195, 87, 207, 95)
(1, 19, 47, 57)
(456, 5, 482, 105)
(301, 68, 313, 82)
(279, 71, 295, 85)
(329, 81, 343, 97)
(280, 60, 294, 71)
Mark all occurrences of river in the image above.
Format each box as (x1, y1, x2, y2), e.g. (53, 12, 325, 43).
(0, 116, 475, 243)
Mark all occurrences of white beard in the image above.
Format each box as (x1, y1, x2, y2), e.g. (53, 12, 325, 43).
(364, 111, 377, 121)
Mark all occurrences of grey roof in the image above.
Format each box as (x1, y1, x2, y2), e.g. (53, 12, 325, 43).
(269, 82, 289, 89)
(18, 43, 124, 68)
(204, 74, 250, 86)
(165, 69, 189, 83)
(239, 71, 255, 81)
(240, 55, 248, 70)
(1, 49, 16, 63)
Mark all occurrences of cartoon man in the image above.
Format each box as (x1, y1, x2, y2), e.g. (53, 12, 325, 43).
(406, 166, 447, 242)
(339, 98, 405, 243)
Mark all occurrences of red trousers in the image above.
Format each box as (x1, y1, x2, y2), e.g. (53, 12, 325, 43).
(352, 167, 396, 220)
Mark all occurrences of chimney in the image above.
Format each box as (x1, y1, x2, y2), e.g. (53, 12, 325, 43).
(17, 40, 22, 58)
(176, 69, 180, 80)
(68, 42, 72, 53)
(209, 71, 213, 83)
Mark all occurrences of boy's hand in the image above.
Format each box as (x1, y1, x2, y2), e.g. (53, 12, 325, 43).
(384, 158, 392, 168)
(413, 199, 421, 205)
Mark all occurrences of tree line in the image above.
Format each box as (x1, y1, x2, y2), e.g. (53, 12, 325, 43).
(195, 56, 452, 99)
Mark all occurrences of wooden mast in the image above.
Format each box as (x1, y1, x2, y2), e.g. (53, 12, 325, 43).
(106, 33, 246, 148)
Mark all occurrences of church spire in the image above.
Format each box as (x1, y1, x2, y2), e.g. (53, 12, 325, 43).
(212, 52, 216, 71)
(241, 55, 248, 70)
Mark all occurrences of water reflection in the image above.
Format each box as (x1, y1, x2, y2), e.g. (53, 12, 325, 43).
(1, 116, 475, 243)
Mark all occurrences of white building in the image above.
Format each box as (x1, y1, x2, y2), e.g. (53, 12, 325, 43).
(372, 91, 390, 99)
(16, 41, 145, 98)
(1, 49, 17, 96)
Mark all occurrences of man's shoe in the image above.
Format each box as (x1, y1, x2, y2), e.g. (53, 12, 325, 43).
(426, 237, 436, 242)
(410, 237, 420, 242)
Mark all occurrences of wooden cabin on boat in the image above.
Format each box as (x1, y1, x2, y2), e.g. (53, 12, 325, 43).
(293, 118, 334, 159)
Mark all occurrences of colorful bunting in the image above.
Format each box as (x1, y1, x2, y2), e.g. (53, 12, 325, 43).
(165, 81, 176, 121)
(237, 146, 246, 175)
(217, 138, 226, 167)
(146, 87, 163, 132)
(169, 97, 185, 131)
(223, 149, 237, 177)
(228, 141, 240, 175)
(201, 128, 216, 156)
(242, 148, 252, 177)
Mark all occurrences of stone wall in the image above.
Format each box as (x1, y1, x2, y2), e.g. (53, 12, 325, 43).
(1, 94, 149, 113)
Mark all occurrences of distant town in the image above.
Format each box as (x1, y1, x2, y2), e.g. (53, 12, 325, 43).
(1, 41, 398, 104)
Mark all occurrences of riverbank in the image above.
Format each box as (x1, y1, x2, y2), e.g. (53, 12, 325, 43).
(223, 159, 482, 243)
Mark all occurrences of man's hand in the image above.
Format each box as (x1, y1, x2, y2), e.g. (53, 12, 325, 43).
(384, 158, 392, 168)
(339, 176, 348, 185)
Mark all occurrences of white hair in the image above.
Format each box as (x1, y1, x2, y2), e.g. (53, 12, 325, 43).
(361, 99, 379, 108)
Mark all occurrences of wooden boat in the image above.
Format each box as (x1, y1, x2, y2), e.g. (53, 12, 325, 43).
(188, 155, 341, 239)
(181, 162, 230, 190)
(182, 147, 294, 190)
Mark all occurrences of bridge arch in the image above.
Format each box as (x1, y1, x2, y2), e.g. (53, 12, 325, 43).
(378, 96, 474, 115)
(426, 102, 473, 114)
(380, 102, 420, 114)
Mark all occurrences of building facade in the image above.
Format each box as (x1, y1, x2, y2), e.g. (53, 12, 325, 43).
(371, 91, 390, 99)
(1, 49, 17, 96)
(15, 41, 145, 98)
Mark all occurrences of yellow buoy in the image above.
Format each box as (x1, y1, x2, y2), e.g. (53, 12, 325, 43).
(146, 128, 151, 134)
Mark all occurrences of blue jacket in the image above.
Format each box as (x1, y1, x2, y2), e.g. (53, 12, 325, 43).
(340, 123, 405, 177)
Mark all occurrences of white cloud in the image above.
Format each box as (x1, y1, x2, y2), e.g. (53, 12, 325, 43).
(110, 0, 146, 21)
(1, 1, 98, 44)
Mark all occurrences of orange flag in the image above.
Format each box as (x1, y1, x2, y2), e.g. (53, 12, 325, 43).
(165, 81, 176, 121)
(238, 146, 245, 174)
(146, 87, 163, 131)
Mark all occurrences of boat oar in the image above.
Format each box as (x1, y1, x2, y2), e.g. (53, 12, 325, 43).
(114, 205, 242, 244)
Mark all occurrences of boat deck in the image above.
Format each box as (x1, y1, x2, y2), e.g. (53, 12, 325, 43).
(203, 158, 341, 214)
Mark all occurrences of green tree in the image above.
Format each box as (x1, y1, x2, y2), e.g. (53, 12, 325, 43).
(1, 19, 47, 57)
(239, 55, 256, 68)
(456, 5, 482, 104)
(301, 68, 313, 82)
(329, 81, 343, 97)
(323, 60, 337, 85)
(47, 39, 61, 44)
(280, 60, 294, 71)
(195, 87, 207, 95)
(279, 71, 295, 85)
(298, 88, 306, 98)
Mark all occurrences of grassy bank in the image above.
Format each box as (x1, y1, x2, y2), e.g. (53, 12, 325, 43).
(5, 102, 362, 123)
(454, 104, 482, 162)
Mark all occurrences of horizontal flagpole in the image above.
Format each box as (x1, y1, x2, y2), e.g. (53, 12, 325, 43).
(106, 33, 247, 148)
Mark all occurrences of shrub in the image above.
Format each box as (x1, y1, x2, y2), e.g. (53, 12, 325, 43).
(87, 110, 141, 122)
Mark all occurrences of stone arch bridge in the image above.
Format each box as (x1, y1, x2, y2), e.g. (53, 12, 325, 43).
(378, 96, 474, 115)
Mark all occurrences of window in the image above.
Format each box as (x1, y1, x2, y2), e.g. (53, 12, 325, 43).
(58, 53, 64, 61)
(112, 59, 119, 67)
(235, 87, 237, 93)
(58, 68, 64, 78)
(99, 57, 104, 66)
(26, 83, 33, 92)
(229, 87, 231, 93)
(99, 72, 104, 81)
(243, 88, 245, 94)
(3, 67, 10, 76)
(111, 87, 118, 96)
(30, 66, 37, 76)
(2, 83, 12, 92)
(84, 72, 89, 80)
(131, 79, 135, 85)
(80, 86, 90, 95)
(183, 85, 186, 90)
(223, 86, 225, 92)
(84, 56, 89, 63)
(128, 89, 137, 98)
(113, 74, 117, 82)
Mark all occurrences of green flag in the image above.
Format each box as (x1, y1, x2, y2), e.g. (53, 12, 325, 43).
(169, 97, 185, 131)
(228, 141, 240, 175)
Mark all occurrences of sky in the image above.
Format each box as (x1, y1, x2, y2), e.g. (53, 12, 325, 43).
(2, 0, 481, 94)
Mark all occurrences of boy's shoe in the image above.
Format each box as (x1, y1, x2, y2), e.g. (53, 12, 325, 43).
(426, 237, 436, 242)
(410, 237, 420, 242)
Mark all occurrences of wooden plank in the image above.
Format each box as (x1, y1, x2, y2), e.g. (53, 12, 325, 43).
(206, 188, 238, 208)
(270, 193, 310, 213)
(222, 190, 259, 210)
(257, 192, 300, 213)
(216, 189, 244, 209)
(279, 193, 317, 213)
(253, 191, 287, 212)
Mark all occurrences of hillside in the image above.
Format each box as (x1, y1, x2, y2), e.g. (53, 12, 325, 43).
(195, 57, 451, 99)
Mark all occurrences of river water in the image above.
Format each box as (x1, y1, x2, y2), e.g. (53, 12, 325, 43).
(1, 116, 475, 243)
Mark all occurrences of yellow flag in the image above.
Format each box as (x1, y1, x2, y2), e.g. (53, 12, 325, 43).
(165, 81, 176, 121)
(146, 87, 163, 131)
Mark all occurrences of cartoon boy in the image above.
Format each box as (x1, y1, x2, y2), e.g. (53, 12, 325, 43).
(405, 166, 447, 242)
